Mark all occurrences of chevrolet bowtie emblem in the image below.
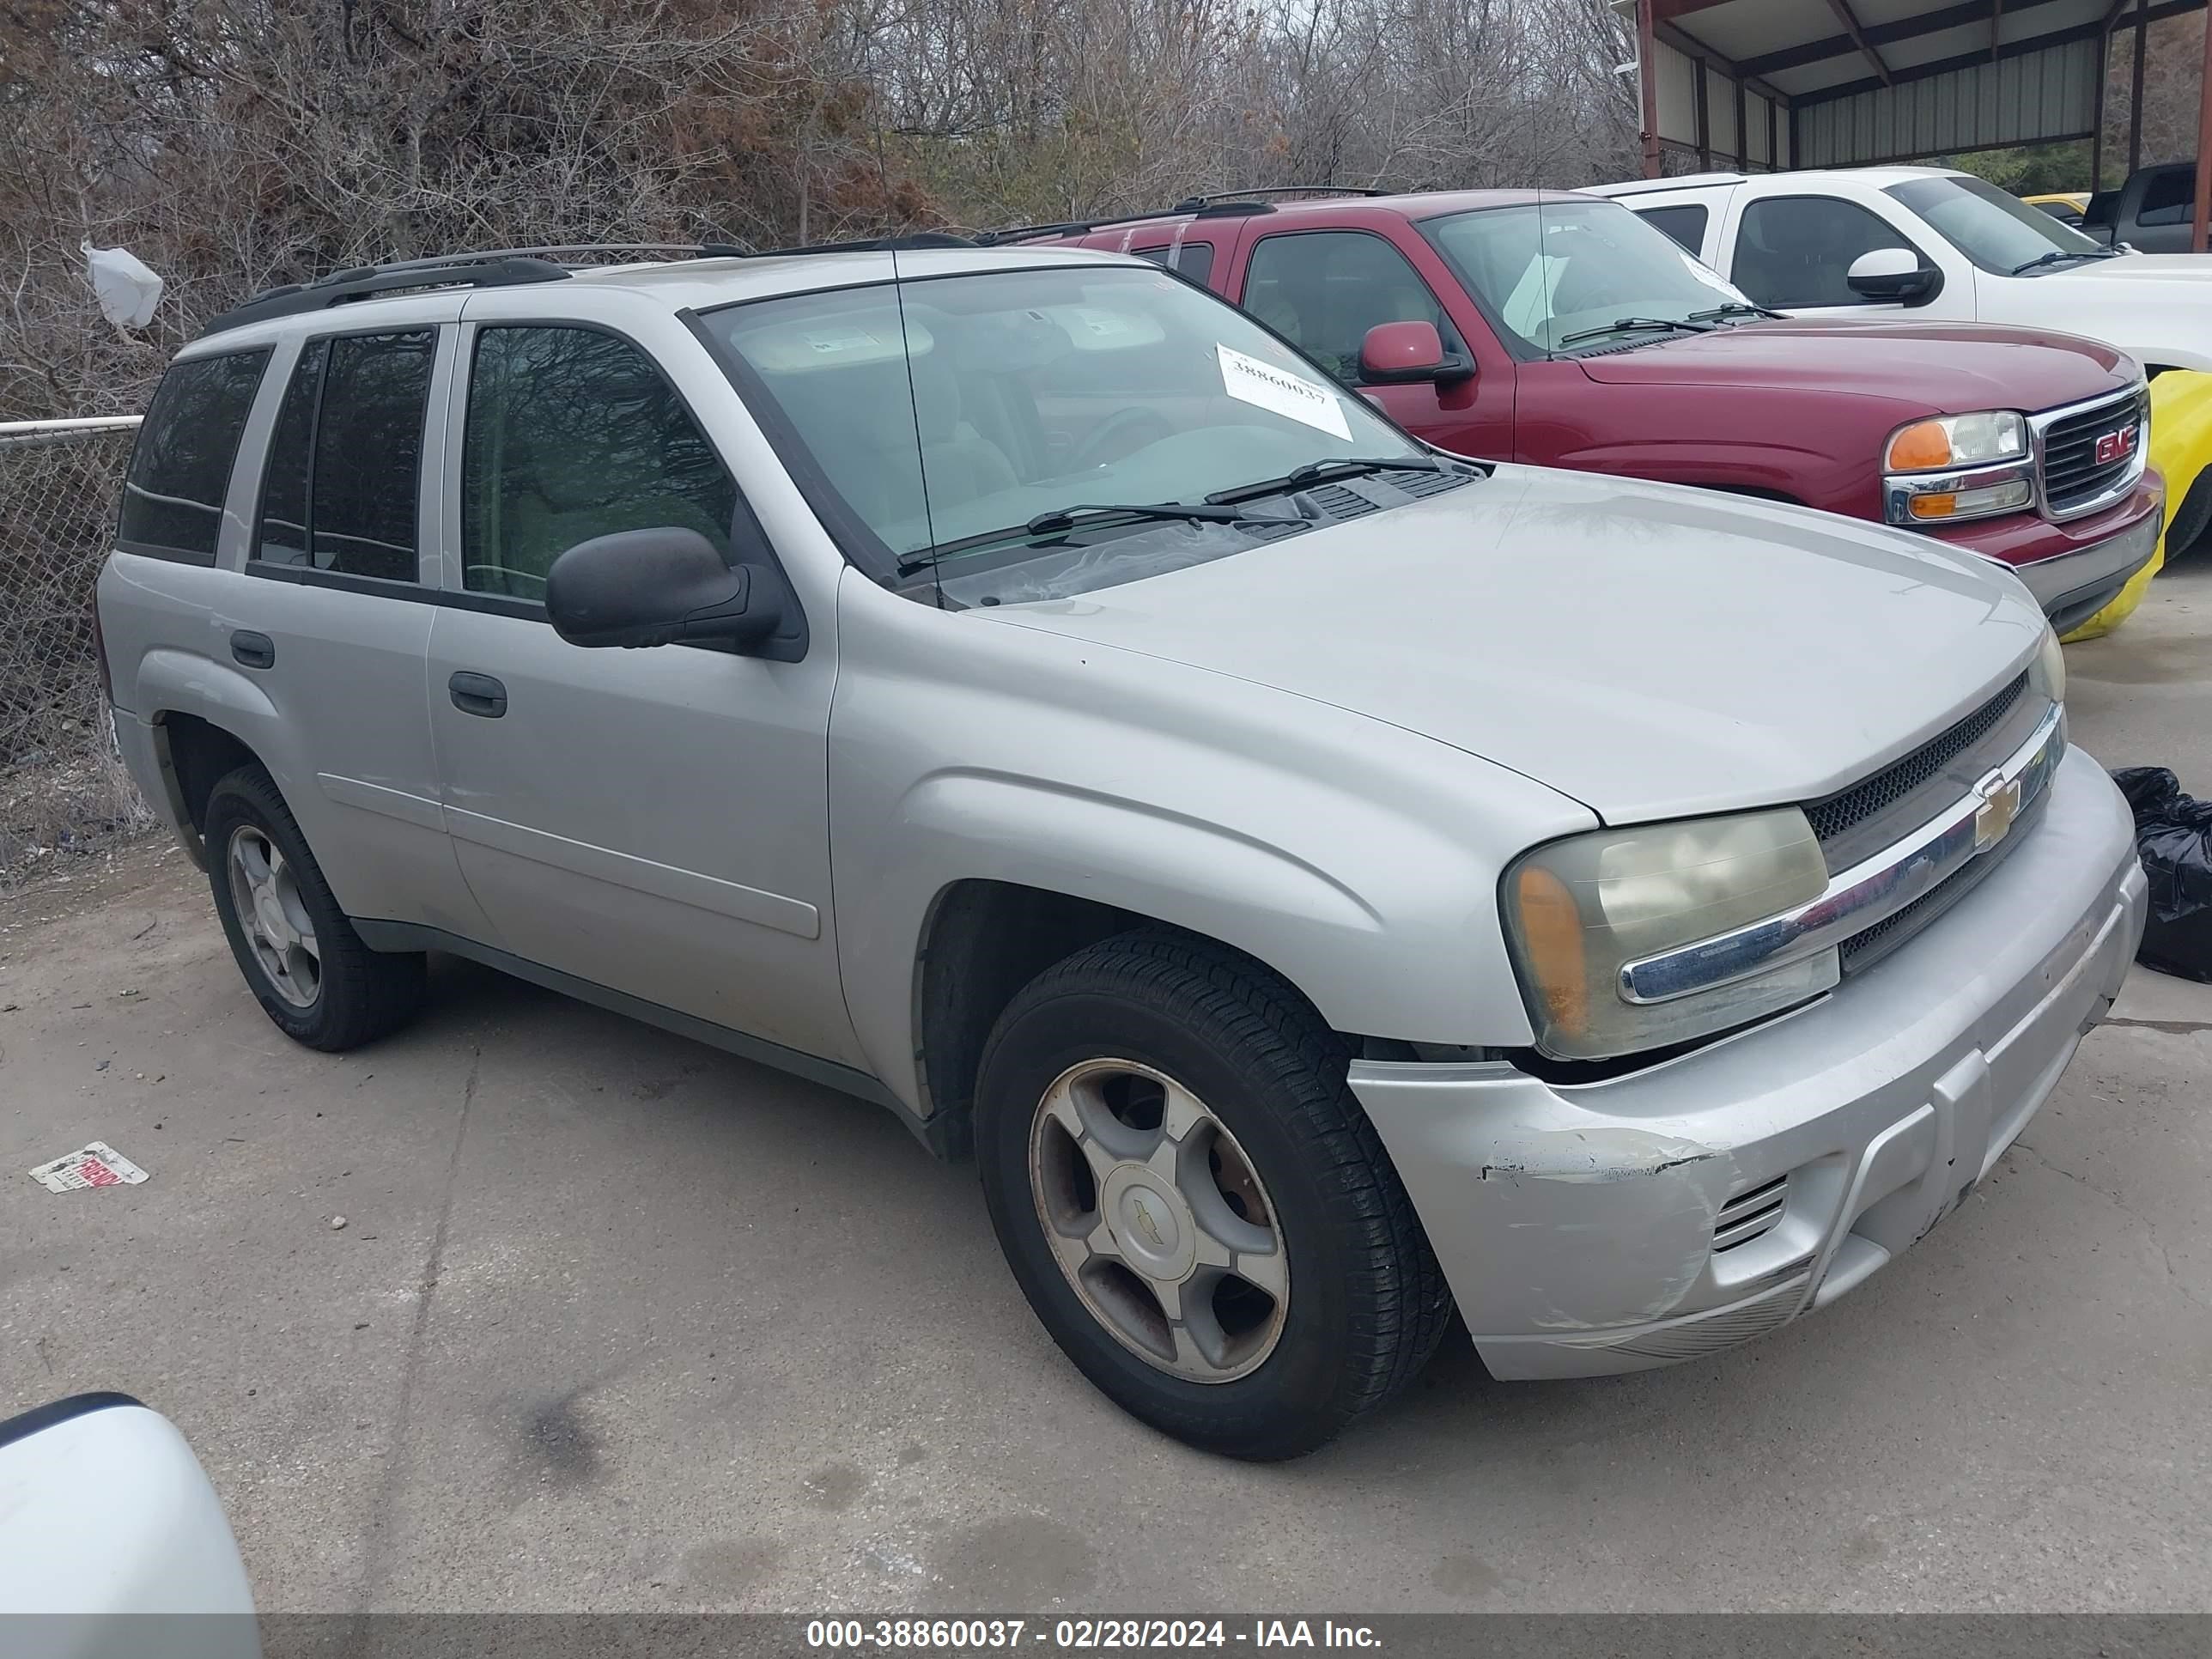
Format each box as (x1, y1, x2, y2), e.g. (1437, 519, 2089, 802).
(1974, 769, 2022, 850)
(1129, 1195, 1165, 1250)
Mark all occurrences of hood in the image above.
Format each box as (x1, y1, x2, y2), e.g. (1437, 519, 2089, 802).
(981, 466, 2048, 823)
(2051, 252, 2212, 284)
(1573, 316, 2130, 414)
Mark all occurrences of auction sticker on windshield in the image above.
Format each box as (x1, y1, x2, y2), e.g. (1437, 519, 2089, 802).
(1218, 343, 1352, 441)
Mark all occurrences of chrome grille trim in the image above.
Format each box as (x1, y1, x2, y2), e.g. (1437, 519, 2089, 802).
(2033, 383, 2148, 522)
(1804, 670, 2028, 870)
(1619, 700, 2065, 1006)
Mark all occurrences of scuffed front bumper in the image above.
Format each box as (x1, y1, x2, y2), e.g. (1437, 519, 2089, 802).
(1351, 744, 2146, 1381)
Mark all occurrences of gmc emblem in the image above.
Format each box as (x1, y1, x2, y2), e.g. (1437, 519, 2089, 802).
(2094, 424, 2139, 465)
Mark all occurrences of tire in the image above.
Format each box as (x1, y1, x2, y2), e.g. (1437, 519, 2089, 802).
(203, 764, 425, 1051)
(974, 930, 1451, 1460)
(2166, 467, 2212, 562)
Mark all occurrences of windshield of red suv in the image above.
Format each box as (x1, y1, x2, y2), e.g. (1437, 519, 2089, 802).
(702, 264, 1430, 599)
(1423, 198, 1756, 353)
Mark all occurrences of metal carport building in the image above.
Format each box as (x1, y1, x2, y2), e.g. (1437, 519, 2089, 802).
(1628, 1, 2212, 243)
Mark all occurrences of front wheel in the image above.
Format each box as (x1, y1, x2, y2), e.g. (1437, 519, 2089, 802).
(975, 932, 1450, 1459)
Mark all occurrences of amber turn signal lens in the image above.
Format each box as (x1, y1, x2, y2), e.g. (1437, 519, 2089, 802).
(1887, 420, 1953, 471)
(1513, 865, 1587, 1035)
(1907, 492, 1958, 519)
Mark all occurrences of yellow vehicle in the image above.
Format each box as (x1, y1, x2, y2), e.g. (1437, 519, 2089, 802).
(2065, 368, 2212, 639)
(2022, 191, 2091, 226)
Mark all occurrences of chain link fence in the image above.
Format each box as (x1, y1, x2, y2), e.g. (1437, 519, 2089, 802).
(1, 416, 153, 887)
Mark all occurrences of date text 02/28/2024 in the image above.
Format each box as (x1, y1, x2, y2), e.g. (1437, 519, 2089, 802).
(805, 1619, 1383, 1649)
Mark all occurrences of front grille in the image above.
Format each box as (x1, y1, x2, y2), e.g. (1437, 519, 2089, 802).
(1804, 672, 2029, 870)
(1837, 784, 2047, 975)
(1713, 1176, 1789, 1252)
(2040, 388, 2146, 516)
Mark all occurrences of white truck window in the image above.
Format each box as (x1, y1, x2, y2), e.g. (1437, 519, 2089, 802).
(1732, 197, 1917, 309)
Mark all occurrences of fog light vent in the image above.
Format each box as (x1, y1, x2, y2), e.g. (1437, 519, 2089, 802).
(1713, 1175, 1789, 1252)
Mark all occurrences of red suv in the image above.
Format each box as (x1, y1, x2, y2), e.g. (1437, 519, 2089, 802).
(1026, 189, 2161, 634)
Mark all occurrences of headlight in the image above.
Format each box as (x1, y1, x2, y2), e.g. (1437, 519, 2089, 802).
(1884, 410, 2034, 526)
(1886, 411, 2027, 471)
(2035, 623, 2067, 704)
(1502, 809, 1836, 1061)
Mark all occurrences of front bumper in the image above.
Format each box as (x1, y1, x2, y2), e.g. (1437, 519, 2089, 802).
(1350, 744, 2146, 1381)
(1931, 476, 2163, 633)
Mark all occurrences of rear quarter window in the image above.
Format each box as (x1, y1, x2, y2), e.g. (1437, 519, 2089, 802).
(118, 349, 270, 563)
(1133, 242, 1217, 285)
(1635, 204, 1709, 254)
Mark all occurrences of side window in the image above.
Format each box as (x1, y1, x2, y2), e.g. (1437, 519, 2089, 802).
(1732, 196, 1923, 308)
(1133, 241, 1216, 285)
(118, 349, 270, 564)
(252, 330, 434, 581)
(1637, 204, 1709, 255)
(256, 339, 323, 565)
(2137, 169, 2194, 228)
(1243, 231, 1460, 382)
(462, 325, 737, 599)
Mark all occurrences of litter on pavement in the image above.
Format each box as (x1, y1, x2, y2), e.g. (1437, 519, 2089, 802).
(27, 1141, 149, 1194)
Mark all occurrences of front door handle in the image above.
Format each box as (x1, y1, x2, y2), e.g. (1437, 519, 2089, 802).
(448, 671, 507, 719)
(230, 630, 275, 670)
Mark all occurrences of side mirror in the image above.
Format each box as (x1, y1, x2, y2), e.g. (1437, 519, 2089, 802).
(1359, 320, 1474, 386)
(546, 527, 777, 651)
(1846, 247, 1942, 303)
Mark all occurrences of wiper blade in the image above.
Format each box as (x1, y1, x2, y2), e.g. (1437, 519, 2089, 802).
(1207, 454, 1443, 505)
(2011, 248, 2119, 275)
(1554, 316, 1718, 347)
(896, 501, 1297, 576)
(1687, 301, 1786, 323)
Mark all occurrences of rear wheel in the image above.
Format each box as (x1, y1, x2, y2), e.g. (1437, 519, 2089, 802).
(204, 765, 425, 1050)
(975, 931, 1450, 1459)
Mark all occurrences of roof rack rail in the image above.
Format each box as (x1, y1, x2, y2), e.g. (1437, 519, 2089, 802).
(976, 185, 1382, 246)
(1183, 185, 1388, 203)
(197, 241, 757, 338)
(199, 256, 573, 337)
(322, 243, 752, 277)
(755, 230, 978, 257)
(977, 202, 1273, 244)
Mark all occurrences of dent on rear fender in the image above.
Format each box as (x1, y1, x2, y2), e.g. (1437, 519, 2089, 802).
(1474, 1126, 1738, 1329)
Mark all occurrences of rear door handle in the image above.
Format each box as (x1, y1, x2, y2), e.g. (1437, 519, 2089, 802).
(448, 671, 507, 719)
(229, 630, 275, 670)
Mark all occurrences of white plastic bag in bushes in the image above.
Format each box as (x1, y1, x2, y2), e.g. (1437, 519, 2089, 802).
(82, 240, 162, 329)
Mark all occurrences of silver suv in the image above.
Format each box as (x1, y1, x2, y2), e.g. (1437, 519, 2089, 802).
(97, 240, 2147, 1458)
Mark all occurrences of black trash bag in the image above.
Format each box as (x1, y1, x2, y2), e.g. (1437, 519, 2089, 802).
(2111, 765, 2212, 981)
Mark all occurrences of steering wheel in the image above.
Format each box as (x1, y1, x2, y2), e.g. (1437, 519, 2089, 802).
(1068, 408, 1176, 473)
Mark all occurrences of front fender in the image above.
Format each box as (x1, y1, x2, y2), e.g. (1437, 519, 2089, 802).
(827, 574, 1595, 1114)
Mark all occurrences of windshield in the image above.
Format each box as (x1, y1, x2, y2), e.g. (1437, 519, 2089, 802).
(1886, 174, 2103, 273)
(701, 264, 1428, 600)
(1423, 198, 1755, 353)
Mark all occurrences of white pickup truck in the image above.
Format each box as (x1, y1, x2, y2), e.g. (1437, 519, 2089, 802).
(1589, 167, 2212, 376)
